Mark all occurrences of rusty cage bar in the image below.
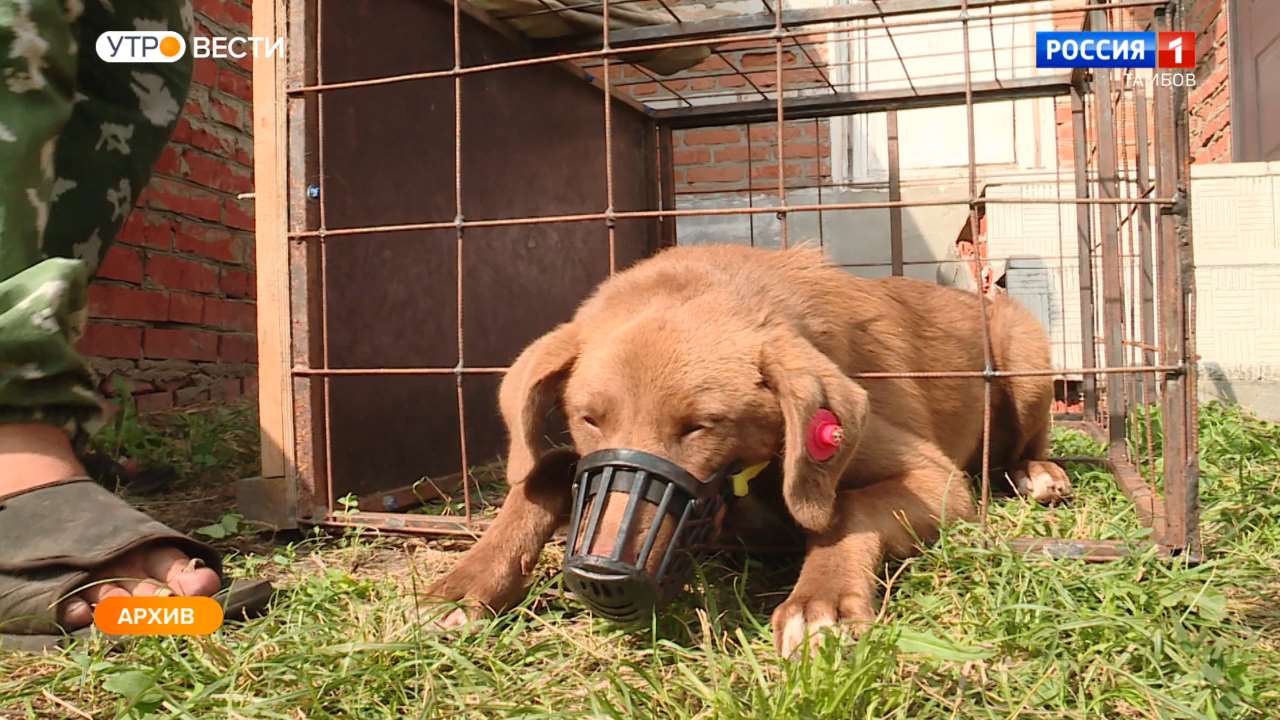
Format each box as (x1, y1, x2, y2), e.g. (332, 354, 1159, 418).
(246, 0, 1200, 561)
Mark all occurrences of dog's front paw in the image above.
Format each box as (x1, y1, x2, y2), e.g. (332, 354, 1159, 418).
(1012, 460, 1073, 505)
(424, 553, 525, 629)
(771, 589, 876, 658)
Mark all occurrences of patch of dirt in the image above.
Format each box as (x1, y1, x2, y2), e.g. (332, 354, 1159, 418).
(126, 480, 237, 536)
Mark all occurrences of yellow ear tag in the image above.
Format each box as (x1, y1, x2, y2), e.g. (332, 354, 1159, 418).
(731, 462, 770, 497)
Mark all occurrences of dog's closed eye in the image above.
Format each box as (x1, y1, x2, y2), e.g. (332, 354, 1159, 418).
(679, 416, 724, 439)
(680, 424, 709, 438)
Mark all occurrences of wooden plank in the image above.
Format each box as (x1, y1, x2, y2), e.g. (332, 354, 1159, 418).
(239, 0, 300, 528)
(251, 0, 291, 483)
(1133, 82, 1157, 396)
(314, 511, 492, 538)
(658, 125, 677, 248)
(286, 0, 328, 521)
(1108, 447, 1166, 537)
(1151, 7, 1197, 553)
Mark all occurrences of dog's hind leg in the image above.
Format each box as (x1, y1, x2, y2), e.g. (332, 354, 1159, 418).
(771, 439, 975, 658)
(1008, 423, 1073, 506)
(987, 298, 1072, 505)
(1003, 358, 1072, 505)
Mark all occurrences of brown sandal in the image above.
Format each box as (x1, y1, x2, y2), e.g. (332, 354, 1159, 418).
(0, 479, 272, 652)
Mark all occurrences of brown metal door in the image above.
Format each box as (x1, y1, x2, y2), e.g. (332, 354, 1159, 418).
(307, 0, 660, 500)
(1233, 0, 1280, 161)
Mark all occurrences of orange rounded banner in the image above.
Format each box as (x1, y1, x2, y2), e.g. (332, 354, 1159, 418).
(94, 596, 223, 636)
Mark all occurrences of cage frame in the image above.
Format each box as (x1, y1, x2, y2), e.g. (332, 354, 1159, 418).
(246, 0, 1201, 561)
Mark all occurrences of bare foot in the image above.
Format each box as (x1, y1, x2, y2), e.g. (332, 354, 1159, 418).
(55, 544, 222, 628)
(0, 423, 222, 630)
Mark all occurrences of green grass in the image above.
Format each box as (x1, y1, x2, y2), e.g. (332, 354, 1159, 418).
(2, 402, 1278, 718)
(91, 392, 260, 490)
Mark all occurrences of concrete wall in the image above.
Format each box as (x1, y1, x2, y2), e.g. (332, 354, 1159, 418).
(675, 183, 970, 283)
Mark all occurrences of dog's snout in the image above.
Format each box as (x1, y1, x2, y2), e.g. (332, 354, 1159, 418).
(562, 564, 658, 623)
(574, 492, 676, 574)
(563, 449, 724, 622)
(566, 485, 677, 623)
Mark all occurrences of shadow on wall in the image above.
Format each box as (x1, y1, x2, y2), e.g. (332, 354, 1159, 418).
(1198, 363, 1280, 422)
(1202, 362, 1238, 404)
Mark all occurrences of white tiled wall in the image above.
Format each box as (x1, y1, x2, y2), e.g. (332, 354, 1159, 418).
(988, 163, 1280, 409)
(1188, 163, 1280, 385)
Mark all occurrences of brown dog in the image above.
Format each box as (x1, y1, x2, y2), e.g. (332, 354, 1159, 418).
(427, 244, 1071, 656)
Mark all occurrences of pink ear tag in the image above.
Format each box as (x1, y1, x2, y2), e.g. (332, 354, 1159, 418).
(805, 408, 843, 461)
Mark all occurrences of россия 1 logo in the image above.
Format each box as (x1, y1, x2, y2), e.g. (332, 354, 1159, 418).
(1036, 31, 1196, 69)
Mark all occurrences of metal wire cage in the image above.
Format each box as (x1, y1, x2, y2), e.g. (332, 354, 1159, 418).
(246, 0, 1200, 561)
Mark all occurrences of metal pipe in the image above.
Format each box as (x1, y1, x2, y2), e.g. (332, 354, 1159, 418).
(1071, 87, 1099, 421)
(292, 364, 1185, 379)
(286, 196, 1179, 241)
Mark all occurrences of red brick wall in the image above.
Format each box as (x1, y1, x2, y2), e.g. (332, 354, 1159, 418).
(674, 120, 833, 192)
(1050, 1, 1233, 167)
(1186, 0, 1231, 163)
(674, 37, 833, 194)
(608, 34, 833, 193)
(78, 0, 256, 413)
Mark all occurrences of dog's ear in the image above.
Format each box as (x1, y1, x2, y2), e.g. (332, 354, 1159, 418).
(500, 322, 580, 485)
(760, 333, 869, 533)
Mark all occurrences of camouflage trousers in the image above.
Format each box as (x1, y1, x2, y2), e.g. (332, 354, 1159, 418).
(0, 0, 193, 440)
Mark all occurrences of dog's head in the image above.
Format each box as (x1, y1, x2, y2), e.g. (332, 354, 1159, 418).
(502, 296, 869, 618)
(502, 296, 869, 546)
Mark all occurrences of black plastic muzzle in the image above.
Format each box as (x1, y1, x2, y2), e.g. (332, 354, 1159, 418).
(563, 449, 729, 623)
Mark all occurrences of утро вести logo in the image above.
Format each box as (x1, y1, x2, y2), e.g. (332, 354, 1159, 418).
(96, 31, 284, 62)
(96, 31, 187, 63)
